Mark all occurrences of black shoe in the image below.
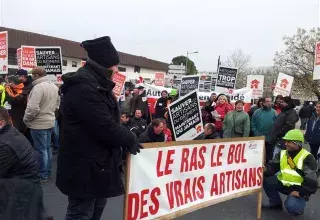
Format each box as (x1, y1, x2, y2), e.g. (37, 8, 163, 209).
(292, 210, 304, 216)
(262, 203, 283, 210)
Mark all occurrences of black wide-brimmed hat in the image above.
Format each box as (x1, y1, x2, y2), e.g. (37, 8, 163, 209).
(81, 36, 119, 68)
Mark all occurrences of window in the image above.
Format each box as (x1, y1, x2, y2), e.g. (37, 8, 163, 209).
(118, 67, 126, 72)
(62, 60, 67, 66)
(72, 61, 77, 67)
(134, 66, 140, 73)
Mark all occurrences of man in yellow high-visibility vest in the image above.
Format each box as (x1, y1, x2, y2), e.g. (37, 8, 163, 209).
(263, 129, 318, 216)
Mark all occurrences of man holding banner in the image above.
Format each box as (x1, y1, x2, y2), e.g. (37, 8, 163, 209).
(56, 36, 142, 220)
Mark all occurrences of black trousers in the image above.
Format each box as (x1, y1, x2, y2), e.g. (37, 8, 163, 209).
(65, 196, 107, 220)
(310, 144, 320, 160)
(265, 142, 274, 164)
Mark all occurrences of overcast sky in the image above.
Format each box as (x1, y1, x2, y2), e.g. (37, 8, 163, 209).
(1, 0, 319, 71)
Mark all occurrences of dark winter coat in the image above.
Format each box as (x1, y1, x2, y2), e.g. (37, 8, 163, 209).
(130, 117, 147, 137)
(0, 125, 44, 220)
(205, 132, 220, 139)
(56, 59, 137, 198)
(155, 97, 168, 119)
(0, 125, 39, 180)
(305, 115, 320, 145)
(270, 107, 299, 145)
(6, 77, 33, 133)
(138, 125, 165, 143)
(131, 91, 149, 118)
(299, 105, 315, 119)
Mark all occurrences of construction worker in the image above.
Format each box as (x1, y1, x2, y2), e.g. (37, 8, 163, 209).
(262, 129, 318, 216)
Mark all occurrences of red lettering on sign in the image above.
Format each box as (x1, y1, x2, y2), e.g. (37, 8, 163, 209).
(156, 150, 175, 177)
(241, 168, 248, 188)
(127, 187, 161, 220)
(165, 176, 205, 209)
(180, 146, 206, 173)
(227, 144, 247, 164)
(210, 145, 224, 167)
(257, 167, 263, 186)
(235, 169, 241, 189)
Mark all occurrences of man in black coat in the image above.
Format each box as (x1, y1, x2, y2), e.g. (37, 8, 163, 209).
(56, 36, 142, 220)
(138, 119, 165, 143)
(299, 102, 315, 130)
(0, 107, 50, 220)
(155, 90, 168, 119)
(130, 109, 147, 137)
(271, 96, 299, 155)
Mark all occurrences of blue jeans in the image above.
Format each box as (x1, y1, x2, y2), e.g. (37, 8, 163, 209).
(264, 175, 306, 215)
(52, 120, 59, 148)
(30, 128, 52, 180)
(65, 196, 107, 220)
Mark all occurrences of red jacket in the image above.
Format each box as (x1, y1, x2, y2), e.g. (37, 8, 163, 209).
(163, 128, 172, 142)
(213, 103, 233, 130)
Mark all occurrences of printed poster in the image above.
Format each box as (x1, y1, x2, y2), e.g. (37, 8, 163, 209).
(246, 75, 264, 99)
(21, 46, 37, 70)
(17, 48, 22, 69)
(179, 76, 200, 97)
(199, 74, 212, 93)
(35, 47, 63, 74)
(168, 90, 203, 141)
(154, 72, 165, 87)
(0, 31, 8, 74)
(215, 66, 238, 93)
(314, 41, 320, 80)
(112, 72, 127, 98)
(273, 72, 294, 97)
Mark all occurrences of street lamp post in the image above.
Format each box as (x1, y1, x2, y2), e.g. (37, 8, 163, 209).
(186, 51, 198, 74)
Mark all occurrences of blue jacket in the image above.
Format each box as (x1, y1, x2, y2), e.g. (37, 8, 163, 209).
(305, 115, 320, 145)
(251, 108, 277, 142)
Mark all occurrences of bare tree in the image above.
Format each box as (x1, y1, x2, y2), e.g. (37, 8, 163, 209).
(274, 28, 320, 99)
(223, 49, 252, 88)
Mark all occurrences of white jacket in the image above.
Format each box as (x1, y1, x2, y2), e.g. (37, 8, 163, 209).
(24, 77, 59, 129)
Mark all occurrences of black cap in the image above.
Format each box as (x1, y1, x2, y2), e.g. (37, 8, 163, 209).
(81, 36, 119, 69)
(16, 69, 28, 76)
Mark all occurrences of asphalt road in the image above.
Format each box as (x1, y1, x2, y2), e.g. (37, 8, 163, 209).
(43, 152, 320, 220)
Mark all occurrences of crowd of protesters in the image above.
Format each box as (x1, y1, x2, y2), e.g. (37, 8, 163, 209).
(0, 35, 319, 219)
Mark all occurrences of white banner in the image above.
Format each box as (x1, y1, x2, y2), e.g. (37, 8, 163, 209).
(125, 138, 264, 220)
(198, 87, 253, 104)
(314, 41, 320, 80)
(273, 72, 294, 97)
(246, 75, 264, 99)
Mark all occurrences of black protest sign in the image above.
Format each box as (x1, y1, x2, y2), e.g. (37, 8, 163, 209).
(169, 90, 203, 141)
(35, 47, 63, 74)
(179, 76, 200, 97)
(216, 67, 238, 89)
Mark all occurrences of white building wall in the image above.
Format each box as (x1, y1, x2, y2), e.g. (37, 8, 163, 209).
(62, 57, 82, 74)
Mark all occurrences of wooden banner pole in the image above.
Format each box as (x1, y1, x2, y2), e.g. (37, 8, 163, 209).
(257, 191, 263, 220)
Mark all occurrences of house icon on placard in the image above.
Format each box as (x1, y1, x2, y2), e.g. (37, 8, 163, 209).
(280, 78, 289, 89)
(250, 79, 260, 89)
(2, 65, 7, 72)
